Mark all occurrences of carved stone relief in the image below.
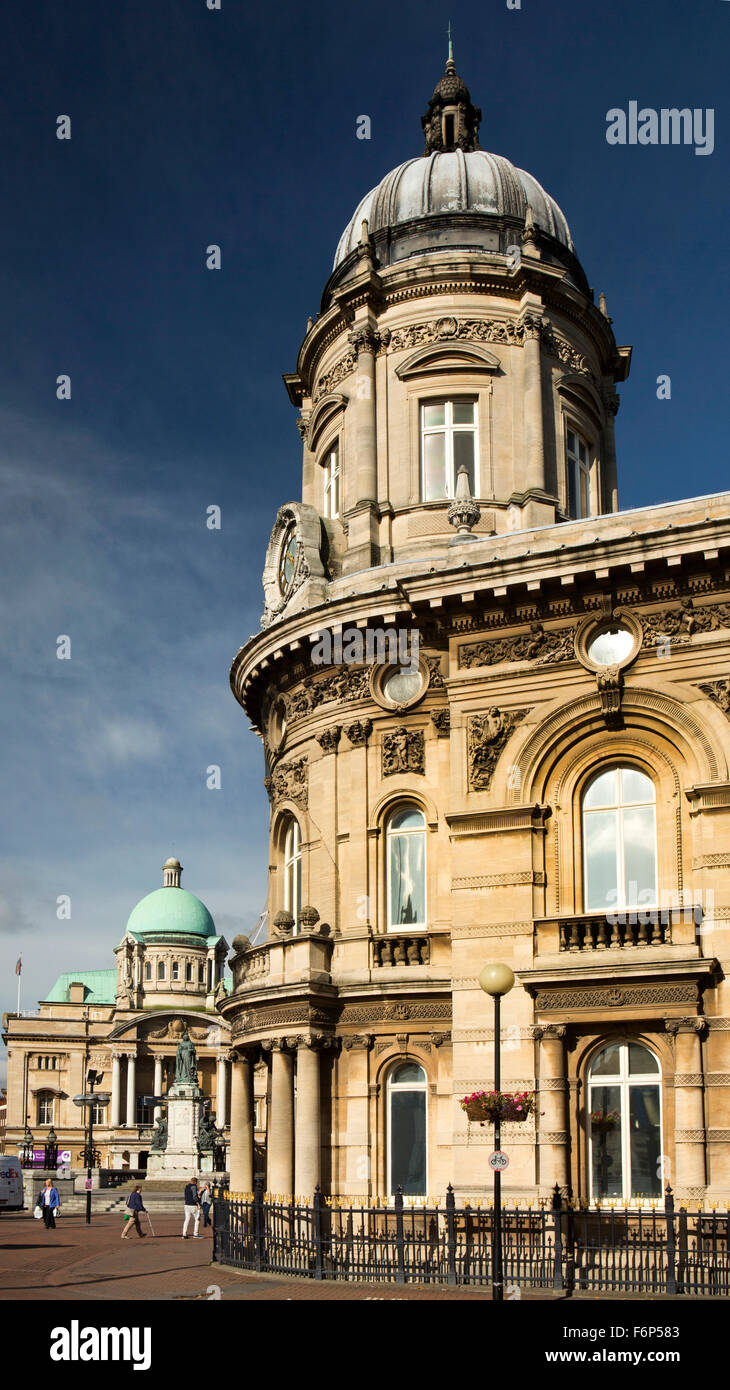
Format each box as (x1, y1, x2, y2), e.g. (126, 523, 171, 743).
(264, 757, 308, 810)
(382, 727, 425, 777)
(468, 708, 527, 791)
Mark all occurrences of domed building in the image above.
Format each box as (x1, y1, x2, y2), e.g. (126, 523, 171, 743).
(2, 859, 245, 1171)
(221, 50, 730, 1208)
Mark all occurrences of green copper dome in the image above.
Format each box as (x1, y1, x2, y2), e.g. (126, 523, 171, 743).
(125, 859, 216, 940)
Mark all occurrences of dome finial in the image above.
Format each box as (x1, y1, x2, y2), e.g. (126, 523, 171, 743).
(447, 20, 454, 70)
(162, 856, 182, 888)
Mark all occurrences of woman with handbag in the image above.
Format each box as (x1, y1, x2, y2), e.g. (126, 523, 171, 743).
(37, 1177, 60, 1230)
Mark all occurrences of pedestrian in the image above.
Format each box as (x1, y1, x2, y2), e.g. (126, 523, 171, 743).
(182, 1176, 201, 1238)
(199, 1180, 212, 1228)
(121, 1185, 147, 1239)
(37, 1177, 60, 1230)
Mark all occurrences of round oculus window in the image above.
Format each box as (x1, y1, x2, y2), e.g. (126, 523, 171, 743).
(382, 666, 423, 705)
(278, 524, 298, 596)
(587, 626, 635, 666)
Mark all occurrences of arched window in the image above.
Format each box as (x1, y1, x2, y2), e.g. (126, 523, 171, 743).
(198, 962, 205, 984)
(386, 805, 426, 931)
(588, 1042, 662, 1203)
(144, 961, 152, 981)
(172, 960, 180, 981)
(387, 1061, 427, 1196)
(283, 817, 302, 932)
(157, 960, 166, 981)
(185, 961, 193, 983)
(322, 442, 340, 519)
(582, 766, 657, 912)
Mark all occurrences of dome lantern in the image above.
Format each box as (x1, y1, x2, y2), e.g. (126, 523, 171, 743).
(421, 29, 482, 154)
(162, 856, 182, 888)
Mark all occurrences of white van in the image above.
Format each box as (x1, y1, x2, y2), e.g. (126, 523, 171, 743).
(0, 1156, 25, 1212)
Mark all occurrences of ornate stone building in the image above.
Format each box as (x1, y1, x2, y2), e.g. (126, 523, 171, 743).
(1, 859, 258, 1170)
(223, 54, 728, 1206)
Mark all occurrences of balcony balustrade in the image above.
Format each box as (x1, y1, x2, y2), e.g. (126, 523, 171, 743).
(372, 934, 431, 967)
(535, 907, 701, 955)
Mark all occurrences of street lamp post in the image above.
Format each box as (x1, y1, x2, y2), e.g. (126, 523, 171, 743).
(478, 962, 515, 1303)
(20, 1117, 35, 1169)
(73, 1070, 109, 1225)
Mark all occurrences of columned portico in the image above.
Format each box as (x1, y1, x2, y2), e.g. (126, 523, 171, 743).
(125, 1052, 136, 1128)
(294, 1038, 321, 1195)
(111, 1053, 122, 1127)
(269, 1040, 294, 1195)
(216, 1054, 228, 1127)
(153, 1055, 164, 1122)
(535, 1024, 569, 1193)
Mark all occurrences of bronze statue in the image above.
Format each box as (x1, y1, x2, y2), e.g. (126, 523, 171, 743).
(175, 1029, 198, 1085)
(150, 1115, 168, 1153)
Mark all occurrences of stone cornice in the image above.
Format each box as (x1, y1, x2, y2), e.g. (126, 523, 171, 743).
(520, 957, 717, 995)
(231, 502, 730, 722)
(446, 803, 551, 837)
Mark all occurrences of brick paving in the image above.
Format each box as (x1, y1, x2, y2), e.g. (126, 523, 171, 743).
(0, 1212, 499, 1300)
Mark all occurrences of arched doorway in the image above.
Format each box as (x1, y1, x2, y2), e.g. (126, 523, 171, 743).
(386, 1061, 427, 1197)
(587, 1041, 662, 1202)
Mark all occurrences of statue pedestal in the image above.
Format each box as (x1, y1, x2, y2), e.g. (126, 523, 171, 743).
(148, 1082, 202, 1176)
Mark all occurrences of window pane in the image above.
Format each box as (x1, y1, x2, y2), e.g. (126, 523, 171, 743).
(629, 1086, 662, 1197)
(389, 831, 426, 927)
(620, 768, 654, 805)
(579, 468, 589, 517)
(452, 401, 475, 424)
(587, 628, 635, 666)
(629, 1044, 659, 1076)
(422, 403, 445, 428)
(590, 1084, 622, 1199)
(390, 806, 425, 831)
(622, 806, 657, 905)
(579, 439, 589, 463)
(590, 1044, 622, 1077)
(390, 1089, 427, 1195)
(584, 809, 618, 910)
(567, 430, 576, 454)
(423, 433, 447, 499)
(568, 460, 577, 515)
(453, 430, 476, 494)
(391, 1062, 426, 1085)
(583, 769, 617, 810)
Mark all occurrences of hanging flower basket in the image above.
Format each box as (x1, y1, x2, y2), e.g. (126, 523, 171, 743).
(461, 1090, 536, 1125)
(591, 1109, 620, 1136)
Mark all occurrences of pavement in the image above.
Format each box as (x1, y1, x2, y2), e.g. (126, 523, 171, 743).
(0, 1211, 501, 1300)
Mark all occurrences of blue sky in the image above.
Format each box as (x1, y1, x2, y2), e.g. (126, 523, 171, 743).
(1, 0, 728, 1084)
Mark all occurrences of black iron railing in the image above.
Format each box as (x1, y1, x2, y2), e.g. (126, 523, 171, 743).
(213, 1182, 729, 1296)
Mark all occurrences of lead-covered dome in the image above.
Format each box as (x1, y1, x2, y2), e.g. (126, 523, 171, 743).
(125, 857, 216, 940)
(334, 149, 573, 269)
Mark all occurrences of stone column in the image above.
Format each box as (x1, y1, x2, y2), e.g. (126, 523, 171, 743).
(295, 1039, 321, 1197)
(536, 1025, 569, 1193)
(153, 1056, 163, 1122)
(349, 325, 378, 505)
(269, 1040, 295, 1196)
(228, 1051, 254, 1193)
(668, 1019, 707, 1197)
(522, 313, 546, 494)
(111, 1054, 121, 1128)
(216, 1054, 228, 1128)
(125, 1053, 136, 1129)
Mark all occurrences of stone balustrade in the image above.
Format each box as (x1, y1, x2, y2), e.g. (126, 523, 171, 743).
(372, 934, 431, 967)
(535, 907, 701, 955)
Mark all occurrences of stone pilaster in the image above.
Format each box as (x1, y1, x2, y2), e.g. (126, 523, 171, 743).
(668, 1018, 707, 1197)
(216, 1054, 228, 1128)
(228, 1050, 254, 1193)
(535, 1024, 569, 1193)
(153, 1056, 163, 1122)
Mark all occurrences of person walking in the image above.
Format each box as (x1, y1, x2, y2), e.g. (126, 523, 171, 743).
(38, 1177, 60, 1230)
(121, 1185, 147, 1239)
(199, 1180, 212, 1228)
(182, 1177, 201, 1238)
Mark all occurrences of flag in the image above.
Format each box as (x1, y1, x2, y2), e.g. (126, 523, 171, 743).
(15, 956, 22, 975)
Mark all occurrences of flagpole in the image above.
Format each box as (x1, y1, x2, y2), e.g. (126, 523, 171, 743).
(16, 956, 21, 1015)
